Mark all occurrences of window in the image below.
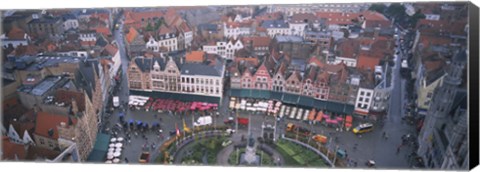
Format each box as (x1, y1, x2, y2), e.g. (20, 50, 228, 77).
(359, 97, 363, 101)
(365, 98, 370, 103)
(357, 103, 362, 108)
(360, 91, 365, 96)
(367, 92, 371, 97)
(39, 138, 45, 145)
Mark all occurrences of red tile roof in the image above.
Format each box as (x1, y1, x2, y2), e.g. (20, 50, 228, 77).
(34, 112, 76, 139)
(9, 45, 39, 56)
(126, 27, 139, 44)
(316, 12, 358, 25)
(424, 59, 446, 72)
(94, 27, 112, 37)
(124, 11, 165, 25)
(54, 90, 86, 112)
(335, 39, 360, 59)
(104, 44, 118, 56)
(186, 51, 205, 63)
(308, 56, 325, 68)
(225, 21, 253, 28)
(241, 36, 271, 47)
(235, 57, 259, 66)
(2, 136, 27, 160)
(157, 25, 176, 36)
(418, 34, 452, 48)
(360, 11, 389, 21)
(254, 12, 283, 21)
(416, 19, 467, 36)
(290, 13, 320, 24)
(7, 26, 27, 40)
(357, 55, 381, 70)
(80, 41, 96, 47)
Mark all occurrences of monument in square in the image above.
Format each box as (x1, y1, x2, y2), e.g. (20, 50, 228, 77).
(239, 134, 260, 165)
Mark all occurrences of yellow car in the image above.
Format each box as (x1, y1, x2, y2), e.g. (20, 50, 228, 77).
(352, 123, 374, 134)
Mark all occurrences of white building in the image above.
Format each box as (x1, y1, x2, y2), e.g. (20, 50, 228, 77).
(146, 32, 178, 52)
(223, 22, 253, 39)
(7, 124, 35, 145)
(202, 39, 244, 60)
(354, 87, 374, 114)
(261, 20, 291, 38)
(329, 56, 357, 67)
(62, 14, 79, 30)
(79, 31, 96, 42)
(180, 58, 225, 99)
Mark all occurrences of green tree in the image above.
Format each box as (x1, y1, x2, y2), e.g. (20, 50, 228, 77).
(369, 4, 387, 13)
(409, 10, 426, 26)
(386, 3, 407, 19)
(146, 22, 153, 31)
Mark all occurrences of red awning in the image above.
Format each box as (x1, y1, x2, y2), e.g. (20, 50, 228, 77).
(346, 115, 353, 123)
(315, 111, 323, 122)
(308, 109, 317, 121)
(354, 110, 369, 115)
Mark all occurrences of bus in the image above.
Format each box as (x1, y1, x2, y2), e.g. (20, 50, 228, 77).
(352, 123, 374, 134)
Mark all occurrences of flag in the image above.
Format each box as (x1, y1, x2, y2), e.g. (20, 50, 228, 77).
(176, 123, 180, 137)
(183, 118, 191, 133)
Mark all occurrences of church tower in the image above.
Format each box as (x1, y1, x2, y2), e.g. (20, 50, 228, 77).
(417, 49, 467, 167)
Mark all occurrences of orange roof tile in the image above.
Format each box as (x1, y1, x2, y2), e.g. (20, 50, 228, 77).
(357, 55, 381, 70)
(186, 51, 205, 63)
(35, 112, 77, 139)
(94, 27, 112, 37)
(126, 27, 139, 44)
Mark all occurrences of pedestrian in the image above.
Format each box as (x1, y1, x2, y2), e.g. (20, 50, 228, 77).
(124, 157, 129, 163)
(382, 132, 386, 138)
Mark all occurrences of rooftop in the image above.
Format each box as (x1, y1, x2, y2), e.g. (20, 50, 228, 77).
(275, 35, 304, 43)
(26, 76, 66, 96)
(261, 20, 289, 28)
(34, 111, 77, 140)
(181, 58, 224, 77)
(23, 55, 84, 71)
(185, 51, 205, 63)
